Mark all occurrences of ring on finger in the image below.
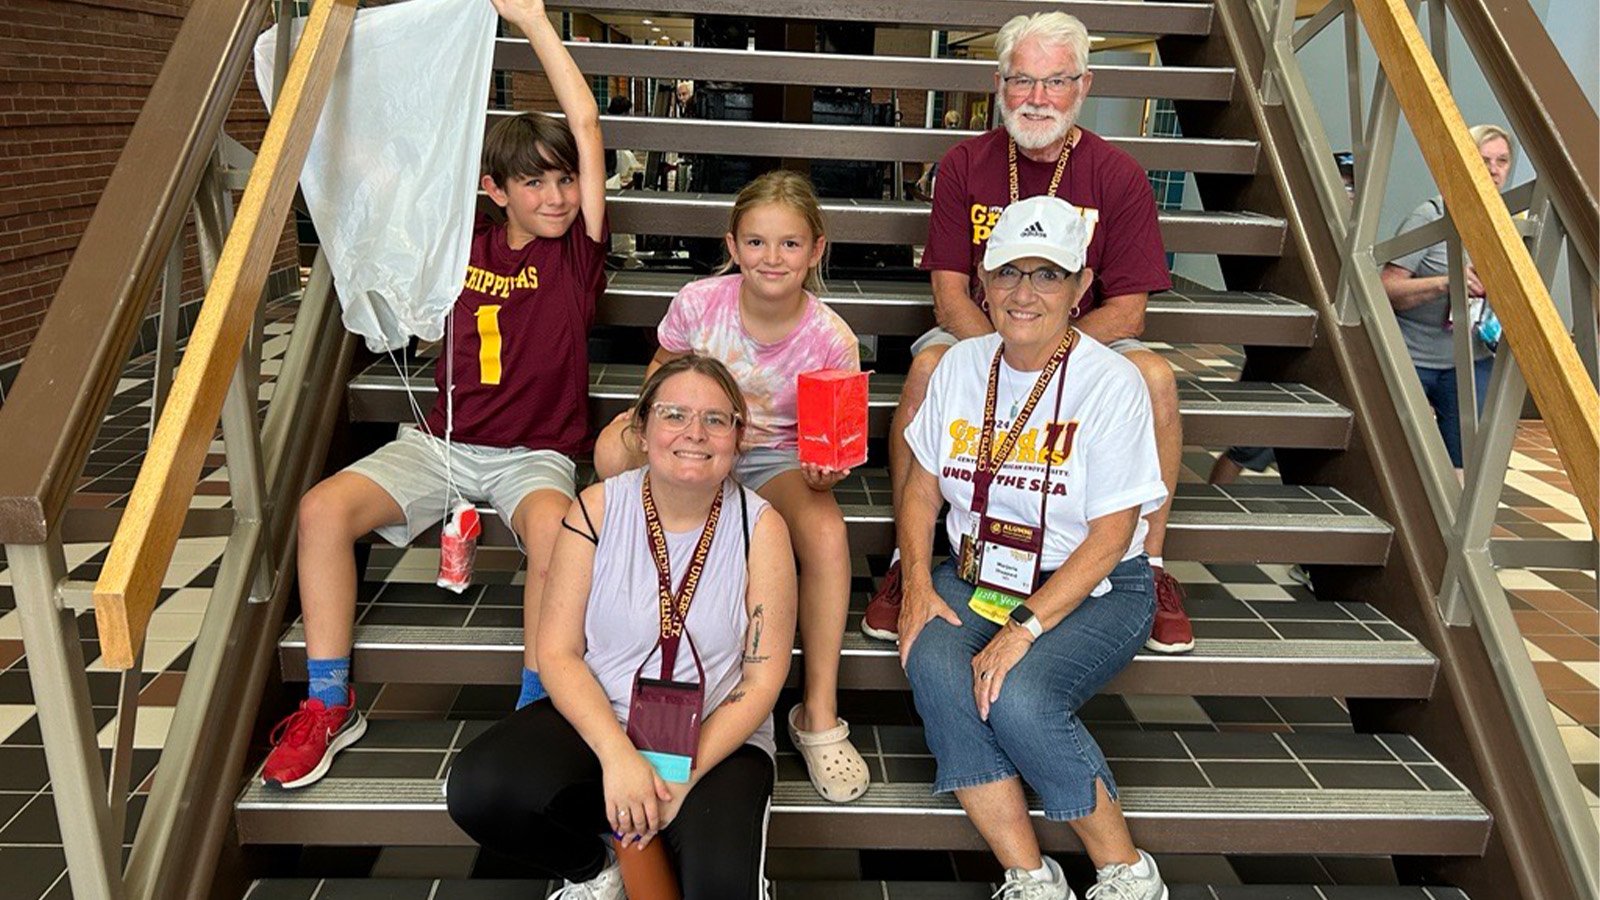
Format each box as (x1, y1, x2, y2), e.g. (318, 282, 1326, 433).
(981, 671, 992, 680)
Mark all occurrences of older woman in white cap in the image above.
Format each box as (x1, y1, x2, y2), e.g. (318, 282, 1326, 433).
(897, 195, 1169, 900)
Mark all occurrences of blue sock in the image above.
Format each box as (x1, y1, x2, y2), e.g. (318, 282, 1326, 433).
(517, 667, 547, 710)
(307, 656, 350, 708)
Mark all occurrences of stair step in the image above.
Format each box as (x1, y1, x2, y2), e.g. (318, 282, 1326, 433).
(279, 592, 1436, 697)
(234, 726, 1490, 856)
(545, 1, 1216, 36)
(348, 362, 1352, 449)
(592, 272, 1320, 346)
(246, 879, 1472, 900)
(603, 192, 1288, 255)
(504, 41, 1234, 98)
(511, 112, 1259, 173)
(372, 480, 1393, 565)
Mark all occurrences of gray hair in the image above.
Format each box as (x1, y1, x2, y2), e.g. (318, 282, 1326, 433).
(996, 12, 1091, 76)
(1468, 123, 1515, 168)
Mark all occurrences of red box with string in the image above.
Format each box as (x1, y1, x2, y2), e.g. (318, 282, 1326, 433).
(797, 369, 870, 470)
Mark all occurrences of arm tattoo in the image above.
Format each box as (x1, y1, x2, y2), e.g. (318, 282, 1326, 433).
(742, 604, 769, 664)
(722, 690, 747, 705)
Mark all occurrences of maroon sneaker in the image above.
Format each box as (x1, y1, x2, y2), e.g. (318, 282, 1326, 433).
(1145, 566, 1195, 654)
(261, 689, 367, 789)
(861, 560, 904, 641)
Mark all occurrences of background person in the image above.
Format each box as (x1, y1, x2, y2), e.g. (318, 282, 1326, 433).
(899, 196, 1168, 900)
(1379, 124, 1513, 470)
(447, 357, 798, 899)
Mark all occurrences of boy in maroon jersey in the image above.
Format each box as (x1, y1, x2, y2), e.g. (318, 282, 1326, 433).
(261, 0, 608, 790)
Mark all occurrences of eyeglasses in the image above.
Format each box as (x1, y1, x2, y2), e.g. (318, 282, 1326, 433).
(990, 263, 1074, 295)
(650, 402, 741, 437)
(1001, 73, 1085, 96)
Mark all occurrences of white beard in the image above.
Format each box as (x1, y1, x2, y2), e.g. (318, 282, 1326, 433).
(999, 93, 1080, 151)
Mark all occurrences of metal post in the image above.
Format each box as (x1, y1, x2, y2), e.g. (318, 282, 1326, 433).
(1570, 243, 1599, 383)
(273, 0, 295, 107)
(1342, 0, 1364, 176)
(106, 645, 145, 843)
(152, 241, 182, 433)
(1445, 230, 1478, 473)
(1426, 0, 1448, 83)
(1334, 71, 1399, 326)
(8, 542, 126, 900)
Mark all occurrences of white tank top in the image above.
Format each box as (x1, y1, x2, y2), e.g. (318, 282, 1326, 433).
(582, 467, 776, 758)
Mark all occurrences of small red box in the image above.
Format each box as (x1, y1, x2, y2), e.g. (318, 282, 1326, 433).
(797, 369, 870, 470)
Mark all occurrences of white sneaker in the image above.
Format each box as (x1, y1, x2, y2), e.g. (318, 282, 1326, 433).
(548, 855, 624, 900)
(1085, 850, 1168, 900)
(993, 864, 1073, 900)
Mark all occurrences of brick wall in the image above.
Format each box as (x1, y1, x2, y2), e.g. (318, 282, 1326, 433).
(0, 0, 299, 370)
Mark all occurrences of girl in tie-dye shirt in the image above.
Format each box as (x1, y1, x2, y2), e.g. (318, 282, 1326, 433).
(593, 170, 872, 805)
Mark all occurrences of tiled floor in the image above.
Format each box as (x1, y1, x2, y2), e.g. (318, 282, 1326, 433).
(0, 301, 1592, 897)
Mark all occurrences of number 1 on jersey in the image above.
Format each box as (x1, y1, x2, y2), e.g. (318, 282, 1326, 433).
(475, 305, 502, 385)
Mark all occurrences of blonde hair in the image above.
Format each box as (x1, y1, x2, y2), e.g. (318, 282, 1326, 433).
(1468, 123, 1515, 169)
(715, 169, 828, 294)
(996, 12, 1092, 77)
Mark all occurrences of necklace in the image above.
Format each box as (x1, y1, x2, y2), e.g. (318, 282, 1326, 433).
(1007, 129, 1075, 204)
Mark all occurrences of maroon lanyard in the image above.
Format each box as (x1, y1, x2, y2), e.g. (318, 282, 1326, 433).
(971, 329, 1077, 517)
(640, 475, 723, 680)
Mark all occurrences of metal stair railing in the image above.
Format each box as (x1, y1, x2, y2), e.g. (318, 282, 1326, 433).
(1240, 0, 1599, 896)
(0, 1, 361, 899)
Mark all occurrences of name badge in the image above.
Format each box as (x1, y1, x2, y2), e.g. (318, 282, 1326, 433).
(967, 515, 1043, 625)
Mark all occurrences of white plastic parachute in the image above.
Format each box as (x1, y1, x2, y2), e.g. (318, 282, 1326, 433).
(253, 0, 496, 352)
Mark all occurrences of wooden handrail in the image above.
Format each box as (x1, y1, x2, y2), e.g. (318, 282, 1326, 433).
(0, 0, 266, 545)
(92, 0, 359, 670)
(1353, 0, 1599, 531)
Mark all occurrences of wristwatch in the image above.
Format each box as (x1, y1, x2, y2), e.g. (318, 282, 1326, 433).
(1008, 605, 1043, 640)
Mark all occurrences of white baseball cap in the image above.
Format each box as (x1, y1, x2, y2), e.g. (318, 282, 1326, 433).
(982, 195, 1098, 274)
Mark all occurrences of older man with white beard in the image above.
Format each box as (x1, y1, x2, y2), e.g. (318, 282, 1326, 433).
(863, 11, 1193, 657)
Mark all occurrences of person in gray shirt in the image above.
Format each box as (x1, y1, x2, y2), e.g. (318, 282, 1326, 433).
(1379, 124, 1514, 469)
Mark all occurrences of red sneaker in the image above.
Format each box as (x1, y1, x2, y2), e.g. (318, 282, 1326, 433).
(1145, 566, 1195, 654)
(861, 560, 903, 641)
(261, 689, 367, 789)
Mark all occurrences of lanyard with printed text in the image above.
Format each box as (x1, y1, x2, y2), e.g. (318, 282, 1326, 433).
(1007, 130, 1076, 204)
(971, 329, 1077, 517)
(640, 475, 724, 680)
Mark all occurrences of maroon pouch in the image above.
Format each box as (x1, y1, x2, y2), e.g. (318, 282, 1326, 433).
(626, 633, 705, 783)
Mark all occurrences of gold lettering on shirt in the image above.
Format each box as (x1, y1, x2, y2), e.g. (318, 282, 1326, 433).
(969, 203, 1002, 245)
(946, 419, 1079, 468)
(463, 265, 539, 300)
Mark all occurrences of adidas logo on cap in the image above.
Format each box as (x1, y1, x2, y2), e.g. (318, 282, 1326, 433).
(1019, 221, 1048, 238)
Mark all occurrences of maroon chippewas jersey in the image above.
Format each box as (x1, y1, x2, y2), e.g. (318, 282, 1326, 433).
(424, 212, 607, 453)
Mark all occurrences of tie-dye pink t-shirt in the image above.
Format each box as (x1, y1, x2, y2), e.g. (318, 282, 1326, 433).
(657, 274, 860, 450)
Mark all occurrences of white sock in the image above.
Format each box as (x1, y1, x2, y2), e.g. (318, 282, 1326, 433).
(890, 548, 901, 565)
(1027, 856, 1062, 883)
(1129, 850, 1153, 877)
(1148, 555, 1164, 570)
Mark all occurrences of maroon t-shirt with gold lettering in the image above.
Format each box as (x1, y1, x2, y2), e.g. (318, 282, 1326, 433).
(423, 212, 606, 453)
(920, 127, 1170, 315)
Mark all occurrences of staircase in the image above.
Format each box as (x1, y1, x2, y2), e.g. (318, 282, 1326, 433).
(226, 1, 1529, 896)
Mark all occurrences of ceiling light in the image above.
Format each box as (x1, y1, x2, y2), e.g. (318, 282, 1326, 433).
(650, 26, 661, 31)
(641, 18, 653, 24)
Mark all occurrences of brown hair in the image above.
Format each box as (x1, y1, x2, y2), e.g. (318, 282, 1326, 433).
(714, 169, 829, 294)
(628, 354, 749, 443)
(482, 112, 580, 188)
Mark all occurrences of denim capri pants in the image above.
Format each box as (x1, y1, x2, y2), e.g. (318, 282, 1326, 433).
(905, 555, 1155, 821)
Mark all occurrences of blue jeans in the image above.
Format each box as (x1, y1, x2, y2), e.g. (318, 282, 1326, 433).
(1415, 355, 1494, 467)
(904, 556, 1155, 821)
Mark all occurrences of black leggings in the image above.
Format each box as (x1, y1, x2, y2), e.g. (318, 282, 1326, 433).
(446, 700, 774, 898)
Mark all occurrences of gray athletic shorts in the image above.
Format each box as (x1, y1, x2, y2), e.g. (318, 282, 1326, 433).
(911, 325, 1148, 358)
(733, 446, 802, 491)
(345, 426, 577, 546)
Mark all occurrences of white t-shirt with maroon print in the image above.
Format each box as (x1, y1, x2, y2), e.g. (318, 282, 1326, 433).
(907, 332, 1166, 590)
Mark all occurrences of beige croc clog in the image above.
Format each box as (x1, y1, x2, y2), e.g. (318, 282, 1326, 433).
(786, 703, 870, 803)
